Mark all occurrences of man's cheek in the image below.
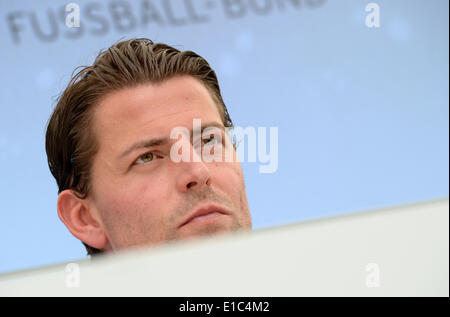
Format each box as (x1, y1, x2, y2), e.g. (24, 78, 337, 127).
(97, 186, 139, 219)
(226, 161, 245, 181)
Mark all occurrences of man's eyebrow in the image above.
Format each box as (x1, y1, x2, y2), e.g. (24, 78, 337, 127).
(118, 138, 167, 160)
(117, 121, 225, 160)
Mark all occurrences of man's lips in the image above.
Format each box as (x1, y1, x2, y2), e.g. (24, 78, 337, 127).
(178, 204, 230, 228)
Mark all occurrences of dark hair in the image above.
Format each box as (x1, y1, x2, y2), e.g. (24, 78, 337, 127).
(45, 38, 233, 256)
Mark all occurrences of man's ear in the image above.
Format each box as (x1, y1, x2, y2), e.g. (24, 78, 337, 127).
(57, 189, 108, 250)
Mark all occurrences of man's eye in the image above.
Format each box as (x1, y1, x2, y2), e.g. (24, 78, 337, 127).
(135, 152, 155, 164)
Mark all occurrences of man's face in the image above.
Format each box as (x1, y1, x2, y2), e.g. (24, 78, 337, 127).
(86, 75, 252, 251)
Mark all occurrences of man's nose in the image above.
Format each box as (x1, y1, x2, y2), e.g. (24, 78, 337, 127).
(174, 139, 212, 193)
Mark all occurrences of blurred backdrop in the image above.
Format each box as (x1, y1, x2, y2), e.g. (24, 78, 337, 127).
(0, 0, 448, 274)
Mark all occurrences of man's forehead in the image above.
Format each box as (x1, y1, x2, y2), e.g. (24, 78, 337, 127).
(96, 76, 216, 121)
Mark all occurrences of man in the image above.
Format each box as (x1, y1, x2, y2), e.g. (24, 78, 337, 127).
(45, 38, 252, 256)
